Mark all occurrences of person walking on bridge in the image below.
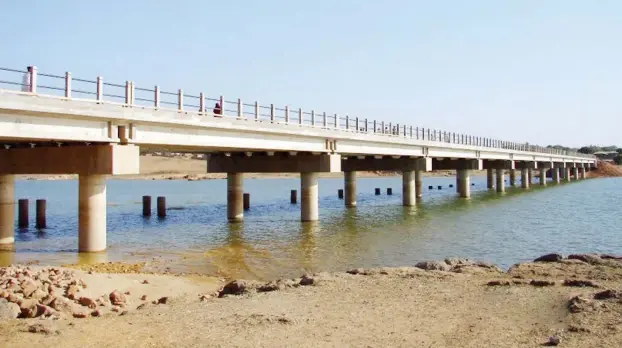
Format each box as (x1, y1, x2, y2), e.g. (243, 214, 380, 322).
(213, 102, 222, 117)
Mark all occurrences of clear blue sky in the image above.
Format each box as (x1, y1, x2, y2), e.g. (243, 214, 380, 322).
(1, 1, 620, 147)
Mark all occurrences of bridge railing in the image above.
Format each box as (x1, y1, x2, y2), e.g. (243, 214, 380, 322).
(0, 66, 596, 159)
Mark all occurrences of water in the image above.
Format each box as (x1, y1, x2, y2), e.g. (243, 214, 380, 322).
(2, 176, 620, 280)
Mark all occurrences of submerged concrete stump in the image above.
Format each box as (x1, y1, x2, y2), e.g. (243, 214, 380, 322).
(521, 168, 529, 189)
(227, 173, 243, 221)
(290, 190, 298, 204)
(157, 197, 166, 218)
(458, 169, 470, 198)
(36, 199, 46, 229)
(301, 172, 319, 221)
(509, 169, 517, 186)
(142, 195, 151, 217)
(78, 175, 107, 252)
(374, 188, 380, 195)
(496, 169, 505, 193)
(540, 169, 548, 186)
(18, 199, 28, 228)
(402, 170, 416, 206)
(0, 175, 15, 248)
(344, 171, 356, 207)
(243, 193, 250, 210)
(487, 168, 494, 190)
(387, 188, 393, 195)
(415, 170, 423, 198)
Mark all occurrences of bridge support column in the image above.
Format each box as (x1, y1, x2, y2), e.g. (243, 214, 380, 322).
(565, 168, 571, 182)
(580, 167, 586, 179)
(344, 171, 357, 207)
(457, 169, 470, 198)
(573, 167, 579, 180)
(552, 168, 560, 184)
(78, 175, 107, 252)
(403, 171, 416, 206)
(495, 169, 505, 193)
(415, 170, 422, 199)
(528, 169, 534, 185)
(521, 168, 529, 189)
(0, 175, 15, 249)
(486, 168, 494, 190)
(227, 173, 244, 221)
(540, 169, 548, 186)
(509, 169, 517, 186)
(301, 172, 319, 221)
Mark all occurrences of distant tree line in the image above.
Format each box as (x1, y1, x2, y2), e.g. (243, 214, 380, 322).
(565, 145, 622, 164)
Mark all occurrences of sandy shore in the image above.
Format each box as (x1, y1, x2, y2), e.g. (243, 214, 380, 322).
(17, 155, 482, 181)
(0, 253, 621, 347)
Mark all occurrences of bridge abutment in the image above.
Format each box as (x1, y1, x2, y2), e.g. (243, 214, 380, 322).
(78, 175, 107, 252)
(0, 175, 15, 249)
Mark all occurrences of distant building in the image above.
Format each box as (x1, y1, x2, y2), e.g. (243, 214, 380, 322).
(593, 151, 619, 163)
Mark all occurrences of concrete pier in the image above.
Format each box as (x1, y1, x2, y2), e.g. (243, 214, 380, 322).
(565, 168, 572, 182)
(496, 169, 505, 193)
(415, 170, 423, 198)
(457, 169, 470, 198)
(552, 168, 560, 183)
(344, 171, 357, 207)
(0, 175, 15, 248)
(301, 172, 319, 221)
(521, 168, 529, 189)
(78, 175, 107, 252)
(580, 167, 586, 179)
(573, 167, 579, 180)
(540, 169, 548, 186)
(509, 169, 517, 186)
(402, 170, 416, 206)
(487, 168, 494, 190)
(227, 173, 243, 221)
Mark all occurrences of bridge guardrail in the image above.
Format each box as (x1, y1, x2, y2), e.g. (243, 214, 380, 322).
(0, 66, 596, 160)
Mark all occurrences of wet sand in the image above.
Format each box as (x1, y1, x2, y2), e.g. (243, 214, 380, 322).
(1, 253, 621, 347)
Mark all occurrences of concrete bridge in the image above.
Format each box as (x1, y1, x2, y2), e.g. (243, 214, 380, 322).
(0, 66, 597, 253)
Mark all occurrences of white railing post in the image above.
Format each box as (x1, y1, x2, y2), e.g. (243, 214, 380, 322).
(285, 105, 289, 123)
(96, 76, 103, 102)
(130, 81, 135, 105)
(270, 104, 275, 122)
(334, 113, 338, 129)
(64, 72, 72, 98)
(381, 121, 385, 134)
(355, 117, 359, 132)
(299, 108, 303, 125)
(311, 110, 316, 126)
(199, 92, 205, 113)
(237, 98, 243, 118)
(178, 89, 184, 111)
(323, 112, 327, 127)
(29, 66, 37, 93)
(254, 101, 259, 121)
(125, 81, 131, 105)
(345, 115, 349, 130)
(373, 120, 377, 133)
(154, 86, 160, 108)
(365, 118, 368, 133)
(219, 96, 224, 115)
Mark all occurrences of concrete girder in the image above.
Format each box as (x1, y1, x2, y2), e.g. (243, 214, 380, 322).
(483, 160, 514, 170)
(207, 153, 341, 173)
(342, 157, 431, 172)
(432, 159, 482, 171)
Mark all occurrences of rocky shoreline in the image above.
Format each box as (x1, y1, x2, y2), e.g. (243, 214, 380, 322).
(0, 253, 621, 347)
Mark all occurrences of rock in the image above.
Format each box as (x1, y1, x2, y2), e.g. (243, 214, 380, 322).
(21, 279, 39, 298)
(530, 280, 556, 287)
(0, 299, 20, 320)
(258, 279, 297, 292)
(0, 290, 9, 299)
(65, 285, 80, 300)
(19, 299, 40, 318)
(600, 254, 622, 260)
(562, 279, 600, 288)
(50, 297, 74, 313)
(142, 280, 149, 284)
(6, 293, 20, 304)
(157, 297, 168, 304)
(568, 254, 604, 265)
(124, 290, 131, 295)
(72, 311, 88, 319)
(487, 280, 511, 286)
(218, 280, 259, 297)
(119, 310, 129, 316)
(533, 253, 563, 263)
(91, 309, 102, 317)
(31, 289, 47, 301)
(140, 295, 147, 301)
(111, 306, 120, 312)
(78, 297, 97, 309)
(95, 296, 109, 307)
(593, 289, 622, 300)
(547, 335, 561, 346)
(299, 275, 314, 286)
(36, 304, 57, 318)
(109, 290, 127, 306)
(414, 261, 451, 272)
(27, 322, 59, 335)
(136, 303, 149, 310)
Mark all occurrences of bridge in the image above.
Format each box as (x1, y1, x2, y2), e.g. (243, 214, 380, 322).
(0, 66, 597, 253)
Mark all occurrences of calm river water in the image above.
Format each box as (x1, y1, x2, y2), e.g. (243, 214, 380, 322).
(1, 176, 620, 280)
